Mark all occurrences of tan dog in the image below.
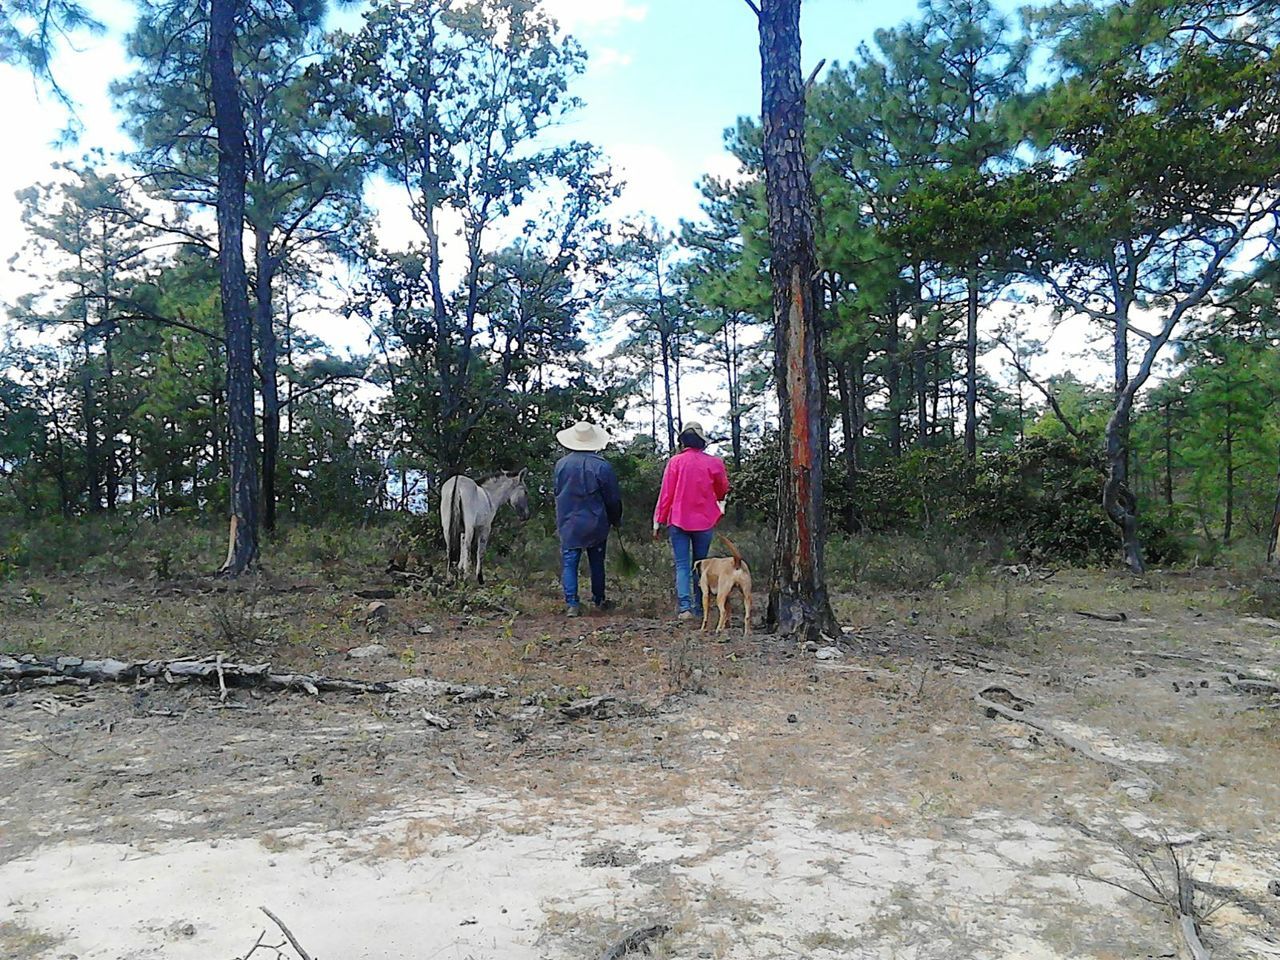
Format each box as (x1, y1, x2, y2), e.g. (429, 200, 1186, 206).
(694, 535, 752, 638)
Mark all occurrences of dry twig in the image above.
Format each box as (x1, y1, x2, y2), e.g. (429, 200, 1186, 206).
(260, 907, 314, 960)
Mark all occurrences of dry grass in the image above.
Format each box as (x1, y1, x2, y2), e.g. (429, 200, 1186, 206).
(0, 923, 61, 960)
(2, 534, 1279, 958)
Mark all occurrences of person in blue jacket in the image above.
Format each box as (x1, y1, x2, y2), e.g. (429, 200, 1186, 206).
(553, 420, 623, 617)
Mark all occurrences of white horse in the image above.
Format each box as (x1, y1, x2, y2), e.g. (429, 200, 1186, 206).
(440, 470, 530, 584)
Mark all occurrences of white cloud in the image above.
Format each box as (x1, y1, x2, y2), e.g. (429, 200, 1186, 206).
(542, 0, 648, 31)
(594, 46, 634, 69)
(699, 150, 751, 187)
(607, 142, 703, 230)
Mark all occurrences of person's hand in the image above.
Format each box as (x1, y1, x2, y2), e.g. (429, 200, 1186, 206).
(651, 522, 662, 541)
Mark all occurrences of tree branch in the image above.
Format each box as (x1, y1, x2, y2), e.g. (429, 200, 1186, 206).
(804, 58, 827, 92)
(996, 336, 1086, 441)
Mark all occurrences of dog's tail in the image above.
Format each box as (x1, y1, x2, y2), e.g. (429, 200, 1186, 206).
(718, 533, 744, 570)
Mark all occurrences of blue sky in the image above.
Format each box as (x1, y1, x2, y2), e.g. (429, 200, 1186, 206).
(554, 0, 922, 226)
(0, 0, 934, 250)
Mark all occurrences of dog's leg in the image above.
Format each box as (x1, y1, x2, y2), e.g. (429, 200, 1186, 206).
(743, 587, 752, 638)
(717, 587, 730, 632)
(699, 567, 712, 631)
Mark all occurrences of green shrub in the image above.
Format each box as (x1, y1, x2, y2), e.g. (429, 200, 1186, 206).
(733, 434, 1185, 568)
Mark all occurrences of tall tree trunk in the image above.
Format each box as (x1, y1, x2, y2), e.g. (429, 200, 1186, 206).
(99, 220, 119, 513)
(851, 356, 865, 469)
(964, 266, 979, 459)
(725, 318, 745, 524)
(254, 230, 281, 534)
(52, 417, 71, 518)
(1267, 442, 1280, 564)
(130, 435, 139, 506)
(80, 338, 101, 513)
(835, 362, 860, 533)
(836, 363, 855, 473)
(673, 338, 684, 436)
(659, 328, 675, 452)
(103, 329, 118, 512)
(1104, 304, 1144, 572)
(912, 263, 929, 447)
(1223, 408, 1234, 545)
(757, 0, 837, 640)
(885, 316, 902, 458)
(725, 320, 743, 470)
(211, 0, 260, 575)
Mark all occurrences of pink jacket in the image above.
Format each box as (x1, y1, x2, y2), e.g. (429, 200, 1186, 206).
(653, 449, 731, 532)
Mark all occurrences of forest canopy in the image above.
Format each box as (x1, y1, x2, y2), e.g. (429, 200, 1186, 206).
(2, 0, 1278, 576)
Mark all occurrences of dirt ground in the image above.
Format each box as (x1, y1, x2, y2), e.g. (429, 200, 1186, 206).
(2, 561, 1279, 959)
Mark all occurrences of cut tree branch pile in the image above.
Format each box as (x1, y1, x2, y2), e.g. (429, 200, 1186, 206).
(0, 654, 506, 702)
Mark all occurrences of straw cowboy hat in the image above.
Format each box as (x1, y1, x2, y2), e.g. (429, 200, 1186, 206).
(557, 420, 613, 452)
(680, 421, 708, 443)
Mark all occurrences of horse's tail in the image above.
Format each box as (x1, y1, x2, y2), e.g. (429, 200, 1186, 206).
(445, 479, 465, 567)
(718, 533, 744, 570)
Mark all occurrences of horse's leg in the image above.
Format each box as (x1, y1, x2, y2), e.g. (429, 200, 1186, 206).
(475, 522, 491, 585)
(459, 514, 474, 580)
(440, 485, 452, 578)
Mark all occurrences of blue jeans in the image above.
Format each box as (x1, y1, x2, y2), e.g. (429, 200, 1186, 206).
(562, 543, 607, 607)
(669, 526, 715, 614)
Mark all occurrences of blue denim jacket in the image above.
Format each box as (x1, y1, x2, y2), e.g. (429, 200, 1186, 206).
(554, 452, 623, 549)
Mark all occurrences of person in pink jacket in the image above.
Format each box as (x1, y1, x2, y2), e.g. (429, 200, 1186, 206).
(652, 422, 731, 620)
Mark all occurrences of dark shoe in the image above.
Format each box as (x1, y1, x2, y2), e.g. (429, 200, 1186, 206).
(594, 600, 616, 613)
(565, 604, 581, 618)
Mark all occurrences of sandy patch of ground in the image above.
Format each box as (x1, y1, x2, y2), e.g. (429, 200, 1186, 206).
(2, 789, 1151, 960)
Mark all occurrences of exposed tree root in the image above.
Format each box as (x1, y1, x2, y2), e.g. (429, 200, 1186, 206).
(974, 683, 1155, 788)
(1076, 610, 1128, 622)
(1224, 673, 1280, 697)
(0, 653, 506, 702)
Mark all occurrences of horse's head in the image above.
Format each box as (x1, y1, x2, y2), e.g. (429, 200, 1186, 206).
(507, 468, 531, 522)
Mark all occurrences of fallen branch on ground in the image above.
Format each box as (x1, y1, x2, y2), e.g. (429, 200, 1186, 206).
(1076, 610, 1128, 622)
(599, 923, 671, 960)
(1224, 674, 1280, 696)
(935, 655, 1031, 678)
(0, 653, 506, 702)
(559, 695, 648, 721)
(973, 684, 1155, 788)
(1130, 649, 1230, 669)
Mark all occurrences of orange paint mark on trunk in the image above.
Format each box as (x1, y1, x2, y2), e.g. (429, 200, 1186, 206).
(787, 268, 814, 583)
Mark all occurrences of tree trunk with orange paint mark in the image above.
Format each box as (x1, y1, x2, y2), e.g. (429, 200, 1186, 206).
(755, 0, 838, 640)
